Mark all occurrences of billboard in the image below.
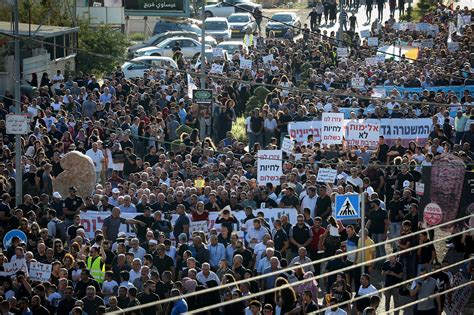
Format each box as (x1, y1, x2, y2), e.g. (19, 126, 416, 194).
(124, 0, 190, 16)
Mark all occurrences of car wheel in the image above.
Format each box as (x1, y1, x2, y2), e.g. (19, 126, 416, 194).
(205, 11, 213, 18)
(151, 53, 161, 56)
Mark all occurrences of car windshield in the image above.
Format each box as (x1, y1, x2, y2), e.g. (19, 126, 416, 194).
(185, 24, 202, 34)
(144, 34, 162, 45)
(205, 21, 228, 30)
(228, 15, 249, 23)
(218, 44, 238, 52)
(272, 14, 293, 22)
(157, 39, 173, 48)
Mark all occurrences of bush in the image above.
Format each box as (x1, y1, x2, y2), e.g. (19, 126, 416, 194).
(254, 86, 271, 103)
(176, 124, 192, 138)
(129, 33, 146, 41)
(232, 116, 248, 143)
(170, 140, 182, 152)
(245, 96, 262, 115)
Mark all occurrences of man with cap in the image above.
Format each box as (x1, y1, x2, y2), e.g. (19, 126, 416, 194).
(279, 183, 300, 211)
(50, 191, 64, 220)
(108, 187, 121, 207)
(63, 187, 84, 228)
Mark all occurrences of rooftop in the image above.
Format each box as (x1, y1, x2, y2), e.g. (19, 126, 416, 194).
(0, 21, 79, 38)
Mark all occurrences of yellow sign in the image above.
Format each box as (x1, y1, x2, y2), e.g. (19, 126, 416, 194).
(194, 179, 205, 188)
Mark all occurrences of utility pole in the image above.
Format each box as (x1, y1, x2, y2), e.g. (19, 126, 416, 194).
(360, 192, 366, 276)
(13, 0, 22, 206)
(200, 0, 206, 89)
(338, 0, 343, 47)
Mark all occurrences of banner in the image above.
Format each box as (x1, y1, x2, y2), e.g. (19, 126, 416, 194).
(29, 262, 52, 282)
(316, 168, 337, 183)
(80, 209, 298, 239)
(444, 273, 472, 315)
(365, 118, 432, 146)
(0, 259, 28, 277)
(257, 150, 282, 186)
(321, 113, 344, 145)
(189, 220, 208, 234)
(288, 121, 322, 144)
(210, 64, 224, 74)
(337, 48, 349, 58)
(345, 121, 380, 148)
(383, 85, 474, 99)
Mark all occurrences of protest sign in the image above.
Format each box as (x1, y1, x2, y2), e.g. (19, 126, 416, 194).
(29, 261, 52, 282)
(316, 168, 338, 183)
(444, 273, 472, 315)
(372, 87, 386, 98)
(368, 37, 379, 47)
(447, 42, 459, 52)
(288, 121, 322, 143)
(0, 259, 28, 277)
(345, 122, 380, 148)
(420, 39, 434, 48)
(365, 57, 379, 66)
(366, 118, 433, 146)
(210, 63, 224, 74)
(321, 113, 344, 145)
(351, 77, 365, 89)
(240, 59, 252, 70)
(212, 47, 223, 57)
(281, 137, 295, 154)
(360, 29, 370, 38)
(189, 220, 209, 234)
(194, 179, 205, 188)
(337, 48, 349, 58)
(262, 54, 274, 64)
(257, 150, 282, 186)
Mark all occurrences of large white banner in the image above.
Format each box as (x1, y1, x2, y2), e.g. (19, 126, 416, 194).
(289, 119, 432, 146)
(444, 273, 472, 315)
(346, 121, 380, 148)
(321, 113, 344, 145)
(29, 262, 52, 282)
(257, 150, 282, 186)
(288, 121, 322, 144)
(80, 208, 298, 239)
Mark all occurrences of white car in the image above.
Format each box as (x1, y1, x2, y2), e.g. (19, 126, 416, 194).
(121, 57, 178, 79)
(216, 40, 246, 54)
(204, 0, 262, 18)
(204, 17, 231, 41)
(134, 37, 212, 59)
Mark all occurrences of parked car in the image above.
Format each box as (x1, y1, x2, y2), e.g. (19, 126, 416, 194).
(135, 37, 212, 59)
(227, 13, 256, 37)
(152, 20, 201, 35)
(216, 40, 246, 54)
(121, 57, 178, 79)
(127, 31, 216, 58)
(204, 17, 231, 41)
(204, 0, 262, 18)
(265, 12, 301, 37)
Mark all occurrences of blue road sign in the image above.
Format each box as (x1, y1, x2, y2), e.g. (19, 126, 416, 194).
(335, 194, 361, 220)
(3, 229, 28, 249)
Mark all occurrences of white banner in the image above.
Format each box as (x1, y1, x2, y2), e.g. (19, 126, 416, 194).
(346, 121, 380, 148)
(351, 77, 365, 89)
(189, 220, 208, 234)
(372, 87, 387, 98)
(337, 47, 349, 58)
(444, 273, 472, 315)
(321, 113, 344, 145)
(0, 259, 28, 277)
(240, 59, 252, 70)
(316, 168, 337, 183)
(257, 150, 282, 186)
(210, 63, 224, 74)
(281, 137, 295, 154)
(368, 37, 379, 47)
(29, 261, 52, 282)
(262, 54, 274, 64)
(288, 121, 322, 144)
(366, 118, 432, 145)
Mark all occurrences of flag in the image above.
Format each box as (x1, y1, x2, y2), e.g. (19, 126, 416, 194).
(457, 14, 465, 35)
(448, 22, 455, 43)
(187, 74, 197, 98)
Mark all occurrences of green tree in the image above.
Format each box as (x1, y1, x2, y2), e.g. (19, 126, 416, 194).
(76, 21, 129, 77)
(0, 0, 73, 26)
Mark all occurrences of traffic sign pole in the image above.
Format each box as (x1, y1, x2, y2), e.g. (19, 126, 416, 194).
(360, 192, 366, 277)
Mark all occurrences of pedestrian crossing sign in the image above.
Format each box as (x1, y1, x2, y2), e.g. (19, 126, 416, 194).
(335, 194, 361, 220)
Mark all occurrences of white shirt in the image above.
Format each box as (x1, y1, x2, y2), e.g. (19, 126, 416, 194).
(52, 74, 64, 90)
(86, 148, 105, 172)
(196, 271, 220, 286)
(324, 308, 347, 315)
(347, 176, 363, 190)
(264, 118, 277, 131)
(129, 268, 141, 283)
(245, 226, 267, 249)
(102, 280, 118, 304)
(253, 242, 267, 267)
(300, 195, 318, 216)
(358, 284, 378, 296)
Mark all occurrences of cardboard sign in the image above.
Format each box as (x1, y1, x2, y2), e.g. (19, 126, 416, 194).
(257, 150, 282, 186)
(262, 54, 274, 64)
(423, 203, 442, 226)
(0, 259, 28, 277)
(351, 77, 365, 89)
(210, 63, 224, 74)
(337, 47, 349, 58)
(321, 113, 344, 145)
(240, 59, 252, 70)
(368, 37, 379, 47)
(212, 47, 223, 57)
(29, 261, 52, 282)
(281, 137, 295, 154)
(189, 220, 208, 234)
(316, 168, 338, 183)
(6, 115, 29, 135)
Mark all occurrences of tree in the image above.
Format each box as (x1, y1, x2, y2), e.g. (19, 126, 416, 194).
(0, 0, 72, 26)
(76, 20, 129, 77)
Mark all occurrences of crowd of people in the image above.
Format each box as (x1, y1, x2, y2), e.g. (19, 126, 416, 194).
(0, 1, 473, 315)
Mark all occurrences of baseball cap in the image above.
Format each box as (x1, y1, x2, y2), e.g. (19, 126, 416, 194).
(112, 188, 120, 194)
(52, 192, 62, 199)
(403, 180, 410, 188)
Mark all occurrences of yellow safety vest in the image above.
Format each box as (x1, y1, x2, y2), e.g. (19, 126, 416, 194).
(244, 34, 254, 47)
(86, 256, 105, 283)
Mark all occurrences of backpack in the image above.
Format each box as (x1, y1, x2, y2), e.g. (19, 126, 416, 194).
(55, 220, 68, 242)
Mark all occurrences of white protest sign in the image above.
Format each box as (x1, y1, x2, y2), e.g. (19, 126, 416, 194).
(0, 259, 28, 277)
(321, 113, 344, 145)
(240, 59, 253, 70)
(29, 261, 52, 282)
(365, 57, 379, 66)
(212, 47, 223, 57)
(420, 39, 434, 48)
(6, 115, 29, 135)
(262, 54, 274, 64)
(281, 137, 294, 154)
(368, 37, 379, 47)
(351, 77, 365, 89)
(316, 168, 338, 183)
(257, 150, 282, 186)
(444, 273, 472, 315)
(337, 47, 349, 58)
(210, 63, 224, 74)
(345, 122, 380, 148)
(189, 220, 209, 234)
(462, 14, 471, 24)
(447, 42, 459, 52)
(372, 87, 386, 98)
(288, 121, 322, 144)
(360, 29, 370, 38)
